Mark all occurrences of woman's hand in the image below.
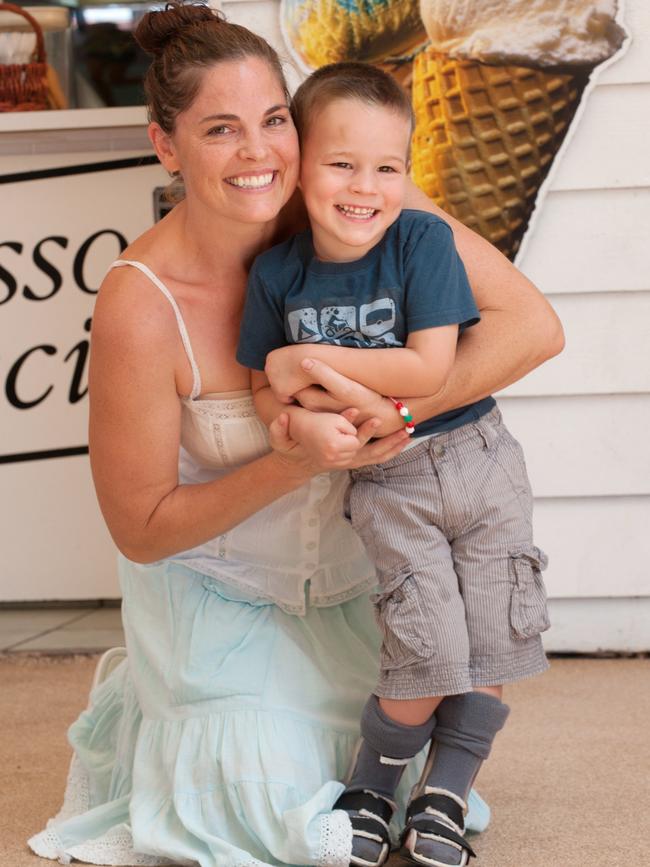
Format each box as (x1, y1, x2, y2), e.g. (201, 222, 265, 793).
(265, 346, 316, 404)
(269, 407, 408, 471)
(291, 358, 403, 436)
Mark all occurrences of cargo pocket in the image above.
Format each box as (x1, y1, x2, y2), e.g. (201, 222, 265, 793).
(371, 564, 435, 670)
(509, 546, 551, 639)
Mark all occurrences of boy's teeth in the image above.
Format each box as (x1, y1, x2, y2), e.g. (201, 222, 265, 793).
(226, 173, 274, 188)
(338, 205, 376, 217)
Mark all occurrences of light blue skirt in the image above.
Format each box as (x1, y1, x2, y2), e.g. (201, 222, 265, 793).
(29, 559, 489, 867)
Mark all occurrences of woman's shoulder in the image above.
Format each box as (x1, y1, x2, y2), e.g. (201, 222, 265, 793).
(94, 232, 181, 355)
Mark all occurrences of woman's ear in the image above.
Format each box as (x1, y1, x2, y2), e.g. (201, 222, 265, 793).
(148, 122, 180, 175)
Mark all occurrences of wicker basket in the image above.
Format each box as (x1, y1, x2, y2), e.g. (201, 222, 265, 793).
(411, 50, 589, 259)
(0, 2, 64, 111)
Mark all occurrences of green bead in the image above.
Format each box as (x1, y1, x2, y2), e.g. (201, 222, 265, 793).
(404, 414, 413, 422)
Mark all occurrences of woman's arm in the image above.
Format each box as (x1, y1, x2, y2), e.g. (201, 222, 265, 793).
(402, 180, 565, 416)
(89, 272, 406, 563)
(263, 325, 458, 402)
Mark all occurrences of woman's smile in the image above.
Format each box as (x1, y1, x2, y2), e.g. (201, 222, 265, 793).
(224, 170, 277, 190)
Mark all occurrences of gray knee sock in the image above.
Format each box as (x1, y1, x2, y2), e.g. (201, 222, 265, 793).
(348, 694, 437, 798)
(409, 692, 510, 866)
(341, 695, 436, 865)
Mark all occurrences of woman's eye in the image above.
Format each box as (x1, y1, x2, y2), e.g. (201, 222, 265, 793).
(207, 125, 231, 136)
(266, 115, 287, 127)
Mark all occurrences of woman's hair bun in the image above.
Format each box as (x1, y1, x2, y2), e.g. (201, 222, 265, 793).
(135, 1, 220, 57)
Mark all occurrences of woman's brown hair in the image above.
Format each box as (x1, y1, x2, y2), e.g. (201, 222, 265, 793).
(135, 1, 289, 134)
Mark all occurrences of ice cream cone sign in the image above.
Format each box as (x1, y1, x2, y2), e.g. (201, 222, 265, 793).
(281, 0, 626, 260)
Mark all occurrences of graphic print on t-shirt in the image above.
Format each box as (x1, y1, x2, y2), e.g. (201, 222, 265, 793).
(287, 298, 399, 347)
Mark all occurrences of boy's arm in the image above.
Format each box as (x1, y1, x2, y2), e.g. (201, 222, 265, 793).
(251, 370, 393, 465)
(264, 324, 458, 403)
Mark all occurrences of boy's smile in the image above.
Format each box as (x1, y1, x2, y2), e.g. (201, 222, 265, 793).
(299, 97, 411, 262)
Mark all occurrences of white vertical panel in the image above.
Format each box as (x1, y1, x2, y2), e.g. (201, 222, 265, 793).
(533, 497, 650, 598)
(597, 0, 650, 85)
(498, 395, 650, 497)
(549, 84, 650, 191)
(0, 456, 118, 602)
(502, 292, 650, 397)
(516, 188, 650, 294)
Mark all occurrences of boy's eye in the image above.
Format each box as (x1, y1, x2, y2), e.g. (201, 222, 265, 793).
(331, 161, 352, 169)
(378, 165, 398, 173)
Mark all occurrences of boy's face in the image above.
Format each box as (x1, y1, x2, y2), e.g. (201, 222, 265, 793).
(299, 97, 411, 262)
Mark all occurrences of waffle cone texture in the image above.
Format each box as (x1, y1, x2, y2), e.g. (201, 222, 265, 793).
(411, 50, 590, 259)
(281, 0, 426, 68)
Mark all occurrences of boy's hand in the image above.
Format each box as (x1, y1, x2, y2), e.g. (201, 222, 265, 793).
(269, 408, 409, 471)
(265, 346, 314, 403)
(285, 409, 366, 467)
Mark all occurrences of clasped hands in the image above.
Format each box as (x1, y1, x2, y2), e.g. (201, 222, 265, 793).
(264, 346, 409, 470)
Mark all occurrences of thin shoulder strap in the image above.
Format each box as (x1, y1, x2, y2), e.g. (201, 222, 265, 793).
(109, 259, 202, 399)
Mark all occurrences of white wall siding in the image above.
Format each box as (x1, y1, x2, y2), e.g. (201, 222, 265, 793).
(506, 0, 650, 627)
(597, 0, 650, 85)
(499, 396, 650, 498)
(516, 188, 649, 294)
(505, 292, 650, 396)
(550, 83, 650, 191)
(534, 497, 650, 598)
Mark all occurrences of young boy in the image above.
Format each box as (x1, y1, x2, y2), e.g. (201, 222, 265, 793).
(236, 62, 550, 867)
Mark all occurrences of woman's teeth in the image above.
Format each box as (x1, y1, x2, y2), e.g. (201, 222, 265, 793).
(336, 205, 377, 219)
(226, 173, 274, 188)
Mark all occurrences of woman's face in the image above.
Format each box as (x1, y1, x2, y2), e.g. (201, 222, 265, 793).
(162, 56, 300, 226)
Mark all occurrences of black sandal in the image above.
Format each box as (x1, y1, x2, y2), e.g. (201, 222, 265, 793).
(400, 788, 476, 866)
(334, 788, 395, 867)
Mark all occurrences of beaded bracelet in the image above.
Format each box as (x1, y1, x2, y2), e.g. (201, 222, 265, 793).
(389, 398, 415, 435)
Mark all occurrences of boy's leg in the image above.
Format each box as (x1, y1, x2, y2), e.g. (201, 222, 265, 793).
(335, 694, 439, 866)
(400, 408, 549, 865)
(342, 450, 478, 865)
(403, 689, 509, 866)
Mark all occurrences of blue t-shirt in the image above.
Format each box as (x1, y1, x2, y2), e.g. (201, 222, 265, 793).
(237, 209, 495, 436)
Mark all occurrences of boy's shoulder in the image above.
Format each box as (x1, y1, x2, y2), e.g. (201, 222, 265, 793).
(389, 209, 455, 258)
(252, 230, 309, 282)
(396, 208, 453, 236)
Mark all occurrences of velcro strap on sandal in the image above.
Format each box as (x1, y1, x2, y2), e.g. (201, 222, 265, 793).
(406, 792, 464, 830)
(403, 818, 476, 859)
(334, 791, 394, 826)
(348, 815, 391, 846)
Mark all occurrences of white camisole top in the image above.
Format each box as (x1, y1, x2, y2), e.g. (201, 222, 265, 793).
(109, 260, 374, 615)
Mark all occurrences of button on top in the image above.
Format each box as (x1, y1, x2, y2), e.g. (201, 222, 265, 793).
(434, 444, 446, 457)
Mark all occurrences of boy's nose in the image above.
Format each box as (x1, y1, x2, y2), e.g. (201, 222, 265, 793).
(350, 168, 377, 195)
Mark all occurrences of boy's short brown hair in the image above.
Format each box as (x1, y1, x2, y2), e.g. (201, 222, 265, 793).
(291, 61, 414, 146)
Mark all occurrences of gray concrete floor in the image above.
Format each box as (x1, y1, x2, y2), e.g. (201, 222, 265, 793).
(0, 605, 125, 653)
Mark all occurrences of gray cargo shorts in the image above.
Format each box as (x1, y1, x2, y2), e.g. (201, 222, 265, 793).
(346, 406, 550, 699)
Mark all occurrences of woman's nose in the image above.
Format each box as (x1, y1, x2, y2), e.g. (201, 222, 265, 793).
(238, 131, 269, 161)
